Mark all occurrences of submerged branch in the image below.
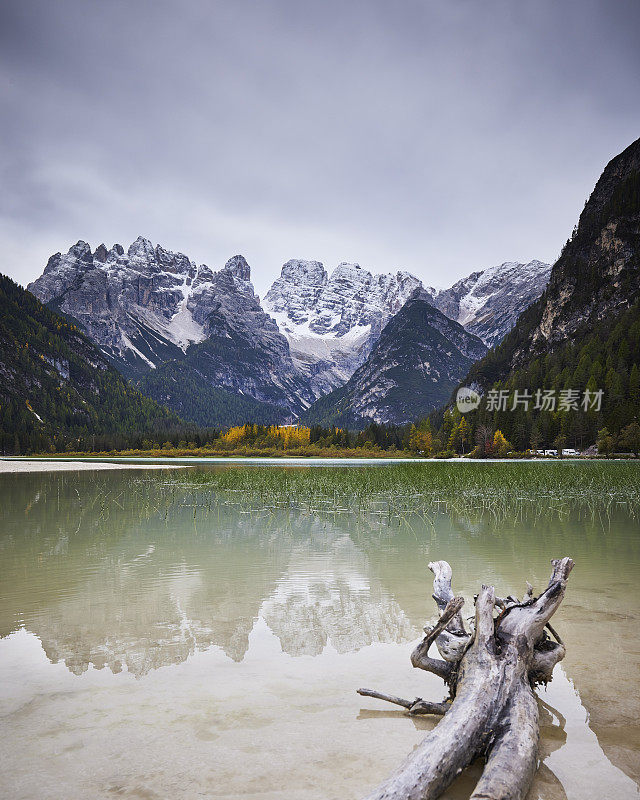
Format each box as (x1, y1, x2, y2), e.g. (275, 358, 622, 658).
(357, 689, 449, 716)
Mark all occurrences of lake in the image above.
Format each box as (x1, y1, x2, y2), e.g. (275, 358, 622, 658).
(1, 461, 639, 799)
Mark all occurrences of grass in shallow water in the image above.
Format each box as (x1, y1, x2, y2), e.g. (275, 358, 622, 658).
(176, 461, 640, 524)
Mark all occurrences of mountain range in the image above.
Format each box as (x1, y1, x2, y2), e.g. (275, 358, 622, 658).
(27, 244, 550, 427)
(2, 137, 637, 451)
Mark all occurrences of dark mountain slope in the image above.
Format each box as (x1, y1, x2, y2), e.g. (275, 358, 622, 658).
(138, 360, 287, 427)
(465, 137, 640, 391)
(447, 137, 640, 450)
(301, 290, 487, 428)
(0, 274, 177, 454)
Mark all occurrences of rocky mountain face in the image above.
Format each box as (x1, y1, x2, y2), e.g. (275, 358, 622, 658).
(263, 260, 421, 398)
(425, 260, 551, 348)
(528, 139, 640, 354)
(263, 257, 550, 399)
(464, 136, 640, 393)
(301, 290, 488, 428)
(29, 238, 201, 374)
(28, 239, 314, 419)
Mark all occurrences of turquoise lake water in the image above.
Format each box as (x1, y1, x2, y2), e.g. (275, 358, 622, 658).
(0, 463, 638, 799)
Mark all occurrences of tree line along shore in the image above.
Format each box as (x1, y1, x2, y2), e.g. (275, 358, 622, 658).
(19, 419, 639, 459)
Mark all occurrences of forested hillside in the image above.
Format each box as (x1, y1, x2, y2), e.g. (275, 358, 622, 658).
(434, 302, 640, 453)
(0, 275, 179, 454)
(138, 361, 287, 427)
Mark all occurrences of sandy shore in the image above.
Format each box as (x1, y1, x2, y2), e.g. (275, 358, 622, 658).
(0, 460, 189, 473)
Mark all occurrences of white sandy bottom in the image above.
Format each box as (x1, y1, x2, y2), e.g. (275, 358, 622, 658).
(0, 460, 189, 473)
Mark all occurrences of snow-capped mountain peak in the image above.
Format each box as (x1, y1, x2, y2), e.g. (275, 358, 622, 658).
(263, 260, 422, 397)
(28, 240, 267, 374)
(28, 238, 317, 417)
(223, 254, 252, 282)
(425, 259, 552, 347)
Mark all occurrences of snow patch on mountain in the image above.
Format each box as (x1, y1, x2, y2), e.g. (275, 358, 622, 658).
(425, 260, 552, 347)
(264, 260, 422, 397)
(29, 240, 318, 416)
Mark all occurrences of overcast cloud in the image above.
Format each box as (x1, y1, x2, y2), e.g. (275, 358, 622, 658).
(1, 0, 639, 295)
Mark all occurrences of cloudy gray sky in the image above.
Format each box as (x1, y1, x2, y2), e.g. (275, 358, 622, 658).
(1, 0, 639, 296)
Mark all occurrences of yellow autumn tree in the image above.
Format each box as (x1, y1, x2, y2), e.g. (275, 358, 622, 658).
(219, 424, 311, 450)
(273, 425, 311, 449)
(409, 423, 433, 453)
(220, 425, 249, 447)
(493, 429, 512, 457)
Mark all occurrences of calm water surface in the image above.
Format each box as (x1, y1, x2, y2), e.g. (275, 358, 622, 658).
(0, 465, 639, 800)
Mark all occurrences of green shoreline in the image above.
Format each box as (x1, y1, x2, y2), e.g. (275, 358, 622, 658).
(1, 454, 606, 463)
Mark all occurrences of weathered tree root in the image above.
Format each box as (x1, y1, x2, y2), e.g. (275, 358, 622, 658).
(357, 557, 574, 800)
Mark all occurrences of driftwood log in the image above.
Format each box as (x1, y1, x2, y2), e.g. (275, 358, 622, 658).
(358, 557, 574, 800)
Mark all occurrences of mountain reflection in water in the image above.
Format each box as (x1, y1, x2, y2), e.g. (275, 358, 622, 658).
(0, 467, 638, 800)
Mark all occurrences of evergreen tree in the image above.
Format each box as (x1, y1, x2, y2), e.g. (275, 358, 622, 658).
(619, 421, 640, 456)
